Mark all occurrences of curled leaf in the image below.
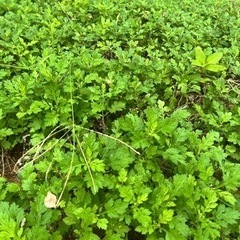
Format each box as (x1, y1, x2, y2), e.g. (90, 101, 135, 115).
(44, 191, 57, 208)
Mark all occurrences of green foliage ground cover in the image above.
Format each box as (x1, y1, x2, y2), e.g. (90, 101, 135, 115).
(0, 0, 240, 239)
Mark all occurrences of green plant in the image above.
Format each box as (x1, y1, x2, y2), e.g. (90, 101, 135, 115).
(0, 202, 25, 240)
(1, 0, 240, 239)
(192, 46, 226, 72)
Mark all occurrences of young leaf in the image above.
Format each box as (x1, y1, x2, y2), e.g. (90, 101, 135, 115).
(44, 111, 59, 127)
(194, 46, 206, 66)
(119, 186, 135, 202)
(0, 128, 14, 140)
(191, 59, 204, 67)
(204, 64, 226, 72)
(206, 52, 223, 64)
(90, 159, 105, 172)
(203, 190, 218, 213)
(97, 218, 109, 230)
(159, 209, 174, 224)
(218, 191, 236, 206)
(118, 169, 128, 183)
(133, 207, 152, 228)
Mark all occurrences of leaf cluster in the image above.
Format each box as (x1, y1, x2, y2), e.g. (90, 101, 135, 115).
(1, 0, 240, 239)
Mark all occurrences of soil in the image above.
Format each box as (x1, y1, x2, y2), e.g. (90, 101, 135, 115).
(0, 145, 23, 182)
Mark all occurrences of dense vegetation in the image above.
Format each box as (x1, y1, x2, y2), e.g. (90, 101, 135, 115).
(1, 0, 240, 239)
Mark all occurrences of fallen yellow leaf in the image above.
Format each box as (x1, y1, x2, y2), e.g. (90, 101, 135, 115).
(44, 191, 57, 208)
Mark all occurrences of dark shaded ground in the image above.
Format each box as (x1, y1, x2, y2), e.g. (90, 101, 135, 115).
(0, 145, 22, 182)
